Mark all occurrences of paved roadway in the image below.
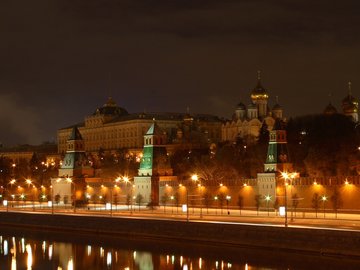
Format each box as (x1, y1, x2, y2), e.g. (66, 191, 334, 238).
(1, 204, 360, 231)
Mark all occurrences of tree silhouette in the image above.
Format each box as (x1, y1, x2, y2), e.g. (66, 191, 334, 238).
(135, 194, 143, 211)
(161, 192, 169, 213)
(330, 187, 343, 218)
(254, 194, 261, 215)
(311, 193, 320, 218)
(237, 195, 244, 215)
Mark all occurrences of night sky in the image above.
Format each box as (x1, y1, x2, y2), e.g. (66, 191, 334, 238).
(1, 0, 360, 146)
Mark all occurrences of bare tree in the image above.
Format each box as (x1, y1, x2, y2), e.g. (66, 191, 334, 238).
(254, 195, 261, 216)
(217, 193, 226, 214)
(161, 193, 169, 213)
(330, 187, 343, 218)
(135, 194, 143, 211)
(237, 195, 244, 215)
(292, 193, 300, 218)
(203, 192, 212, 214)
(311, 193, 320, 218)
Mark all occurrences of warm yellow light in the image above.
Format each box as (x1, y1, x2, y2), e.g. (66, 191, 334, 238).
(123, 176, 129, 182)
(243, 183, 247, 187)
(66, 178, 72, 183)
(197, 184, 201, 187)
(219, 183, 223, 187)
(10, 179, 16, 184)
(191, 174, 198, 181)
(179, 184, 182, 187)
(313, 181, 318, 185)
(321, 195, 327, 202)
(345, 179, 349, 185)
(101, 185, 104, 188)
(25, 179, 32, 185)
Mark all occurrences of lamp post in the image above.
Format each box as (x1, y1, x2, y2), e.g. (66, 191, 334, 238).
(66, 178, 76, 213)
(118, 176, 133, 214)
(281, 172, 289, 227)
(226, 195, 231, 215)
(321, 195, 327, 218)
(289, 172, 298, 222)
(51, 185, 54, 214)
(265, 195, 271, 216)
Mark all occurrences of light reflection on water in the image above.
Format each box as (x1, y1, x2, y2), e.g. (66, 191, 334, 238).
(0, 235, 239, 270)
(0, 232, 359, 270)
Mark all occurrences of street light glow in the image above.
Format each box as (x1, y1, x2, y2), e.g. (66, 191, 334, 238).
(191, 174, 198, 181)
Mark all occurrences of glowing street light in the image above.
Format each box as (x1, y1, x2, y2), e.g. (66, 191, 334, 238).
(321, 195, 327, 218)
(265, 195, 271, 216)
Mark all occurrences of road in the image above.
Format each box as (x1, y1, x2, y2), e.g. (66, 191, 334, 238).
(1, 203, 360, 231)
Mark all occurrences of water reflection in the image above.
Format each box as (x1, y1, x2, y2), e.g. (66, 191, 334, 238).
(0, 235, 237, 270)
(0, 232, 359, 270)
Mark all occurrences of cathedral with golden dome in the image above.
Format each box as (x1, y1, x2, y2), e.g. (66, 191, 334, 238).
(323, 82, 359, 122)
(222, 72, 284, 143)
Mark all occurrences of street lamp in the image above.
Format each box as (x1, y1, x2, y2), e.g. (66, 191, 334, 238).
(265, 195, 271, 216)
(118, 176, 133, 214)
(281, 172, 289, 227)
(66, 178, 76, 213)
(321, 195, 327, 218)
(186, 174, 200, 221)
(281, 171, 298, 227)
(226, 195, 231, 215)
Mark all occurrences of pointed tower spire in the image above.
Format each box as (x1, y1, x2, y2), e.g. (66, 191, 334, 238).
(275, 95, 279, 104)
(257, 70, 261, 81)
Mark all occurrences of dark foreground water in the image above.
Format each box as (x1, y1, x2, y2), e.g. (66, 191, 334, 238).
(0, 227, 359, 270)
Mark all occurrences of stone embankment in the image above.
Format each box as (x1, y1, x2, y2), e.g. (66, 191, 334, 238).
(0, 211, 359, 258)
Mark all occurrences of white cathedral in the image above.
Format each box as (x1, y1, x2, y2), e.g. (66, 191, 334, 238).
(222, 72, 284, 143)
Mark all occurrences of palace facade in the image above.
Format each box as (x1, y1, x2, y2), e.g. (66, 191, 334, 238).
(57, 97, 223, 154)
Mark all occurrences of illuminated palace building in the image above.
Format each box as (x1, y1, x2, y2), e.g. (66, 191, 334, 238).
(222, 72, 284, 143)
(57, 97, 223, 155)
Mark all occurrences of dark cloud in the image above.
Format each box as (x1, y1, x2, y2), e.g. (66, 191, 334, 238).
(1, 0, 360, 145)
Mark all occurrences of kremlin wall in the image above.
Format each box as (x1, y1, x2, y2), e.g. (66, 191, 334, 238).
(2, 73, 360, 213)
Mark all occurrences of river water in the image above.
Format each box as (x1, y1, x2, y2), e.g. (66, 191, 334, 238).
(0, 227, 358, 270)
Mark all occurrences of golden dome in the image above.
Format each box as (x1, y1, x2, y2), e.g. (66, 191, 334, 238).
(342, 82, 358, 114)
(251, 71, 268, 100)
